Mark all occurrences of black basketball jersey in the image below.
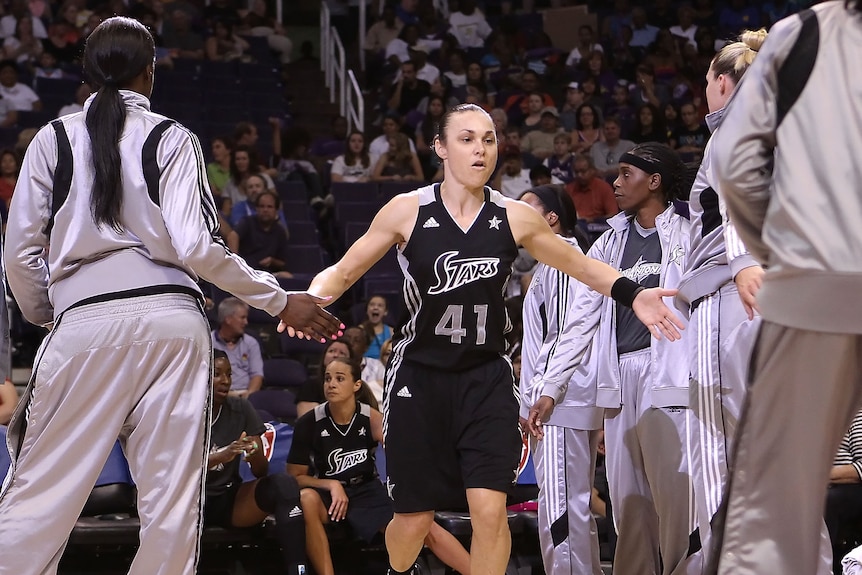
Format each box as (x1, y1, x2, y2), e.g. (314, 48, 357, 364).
(287, 401, 379, 485)
(391, 184, 518, 370)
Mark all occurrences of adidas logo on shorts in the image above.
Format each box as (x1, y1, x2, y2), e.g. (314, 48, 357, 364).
(396, 386, 412, 398)
(422, 217, 440, 228)
(289, 506, 303, 518)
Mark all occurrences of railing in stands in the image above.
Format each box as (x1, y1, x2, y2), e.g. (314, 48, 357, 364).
(321, 3, 364, 134)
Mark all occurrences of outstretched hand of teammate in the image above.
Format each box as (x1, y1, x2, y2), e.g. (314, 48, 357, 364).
(526, 396, 555, 440)
(277, 293, 344, 342)
(632, 287, 685, 341)
(734, 265, 764, 320)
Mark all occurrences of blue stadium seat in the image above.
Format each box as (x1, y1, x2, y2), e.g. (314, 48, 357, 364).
(331, 181, 379, 203)
(284, 244, 326, 276)
(335, 202, 380, 226)
(379, 181, 422, 202)
(263, 358, 307, 389)
(286, 220, 319, 245)
(276, 180, 308, 204)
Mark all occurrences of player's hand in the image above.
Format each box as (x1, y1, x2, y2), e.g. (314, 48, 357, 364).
(526, 396, 555, 440)
(734, 265, 764, 320)
(328, 481, 349, 522)
(632, 287, 684, 341)
(276, 293, 344, 342)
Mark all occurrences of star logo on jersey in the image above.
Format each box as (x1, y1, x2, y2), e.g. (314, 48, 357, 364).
(358, 426, 366, 436)
(669, 244, 685, 265)
(488, 215, 502, 230)
(428, 251, 501, 294)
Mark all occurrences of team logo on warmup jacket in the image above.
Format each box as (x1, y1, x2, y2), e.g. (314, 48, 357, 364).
(325, 448, 368, 476)
(620, 256, 661, 284)
(428, 251, 500, 294)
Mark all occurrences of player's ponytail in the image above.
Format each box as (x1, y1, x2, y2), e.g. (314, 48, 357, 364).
(82, 17, 155, 232)
(711, 28, 768, 86)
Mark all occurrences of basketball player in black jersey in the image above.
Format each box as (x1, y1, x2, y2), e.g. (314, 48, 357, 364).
(287, 103, 684, 575)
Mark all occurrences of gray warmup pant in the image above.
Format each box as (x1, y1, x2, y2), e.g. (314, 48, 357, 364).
(711, 321, 850, 575)
(605, 349, 700, 575)
(688, 283, 759, 565)
(531, 426, 602, 575)
(0, 294, 212, 575)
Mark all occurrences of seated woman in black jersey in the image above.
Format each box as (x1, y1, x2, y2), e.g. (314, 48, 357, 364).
(287, 358, 471, 575)
(206, 350, 307, 575)
(295, 339, 354, 419)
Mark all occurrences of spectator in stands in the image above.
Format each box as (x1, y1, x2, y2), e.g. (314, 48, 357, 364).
(388, 59, 431, 117)
(669, 101, 710, 162)
(231, 189, 293, 278)
(404, 43, 439, 84)
(360, 295, 394, 361)
(571, 103, 604, 155)
(372, 132, 423, 183)
(693, 0, 719, 28)
(380, 338, 392, 367)
(0, 149, 19, 206)
(309, 115, 348, 168)
(224, 145, 275, 206)
(644, 29, 683, 88)
(0, 60, 39, 111)
(57, 82, 93, 118)
(528, 164, 562, 187)
(3, 15, 43, 67)
(630, 63, 669, 110)
(341, 325, 386, 402)
(241, 0, 293, 64)
(0, 378, 17, 425)
(0, 0, 48, 40)
(415, 94, 444, 178)
(718, 0, 761, 40)
(591, 116, 636, 182)
(663, 102, 681, 137)
(559, 82, 585, 132)
(162, 8, 204, 60)
(827, 410, 862, 575)
(466, 61, 496, 109)
(543, 132, 574, 184)
(203, 0, 239, 29)
(522, 107, 564, 161)
(34, 50, 64, 79)
(629, 7, 660, 50)
(565, 154, 619, 222)
(579, 76, 604, 112)
(579, 50, 618, 100)
(395, 0, 419, 27)
(0, 94, 17, 128)
(566, 25, 603, 69)
(295, 339, 353, 418)
(57, 0, 84, 44)
(212, 298, 265, 398)
(205, 19, 251, 62)
(605, 83, 636, 137)
(520, 93, 546, 133)
(489, 107, 507, 138)
(229, 173, 289, 229)
(631, 103, 666, 144)
(365, 3, 403, 58)
(273, 126, 330, 211)
(331, 131, 373, 183)
(42, 20, 81, 66)
(206, 349, 308, 575)
(444, 49, 467, 90)
(448, 0, 491, 50)
(385, 23, 421, 68)
(207, 135, 233, 197)
(649, 0, 678, 29)
(670, 5, 699, 49)
(504, 69, 554, 127)
(369, 112, 417, 160)
(602, 0, 633, 43)
(494, 144, 533, 199)
(287, 357, 470, 575)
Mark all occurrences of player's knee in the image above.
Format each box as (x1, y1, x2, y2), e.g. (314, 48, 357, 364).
(468, 503, 507, 535)
(300, 488, 325, 515)
(254, 473, 301, 512)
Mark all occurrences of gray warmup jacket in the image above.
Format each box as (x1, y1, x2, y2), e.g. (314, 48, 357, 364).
(714, 2, 862, 334)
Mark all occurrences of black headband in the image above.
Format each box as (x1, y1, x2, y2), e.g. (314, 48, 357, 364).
(526, 186, 563, 218)
(619, 152, 671, 186)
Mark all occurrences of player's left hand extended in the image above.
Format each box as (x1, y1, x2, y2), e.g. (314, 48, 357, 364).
(526, 396, 555, 440)
(632, 287, 685, 341)
(276, 293, 344, 342)
(734, 265, 764, 321)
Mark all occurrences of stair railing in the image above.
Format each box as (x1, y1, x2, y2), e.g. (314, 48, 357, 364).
(321, 3, 365, 133)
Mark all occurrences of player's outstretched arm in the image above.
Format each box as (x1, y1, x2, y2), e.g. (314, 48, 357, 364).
(307, 194, 418, 302)
(508, 199, 684, 340)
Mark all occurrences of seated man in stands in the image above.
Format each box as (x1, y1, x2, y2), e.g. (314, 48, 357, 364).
(564, 154, 619, 223)
(212, 298, 265, 398)
(287, 358, 471, 575)
(230, 189, 293, 278)
(207, 349, 308, 575)
(827, 409, 862, 574)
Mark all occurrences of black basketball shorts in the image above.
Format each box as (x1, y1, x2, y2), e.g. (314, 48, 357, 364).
(382, 355, 521, 513)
